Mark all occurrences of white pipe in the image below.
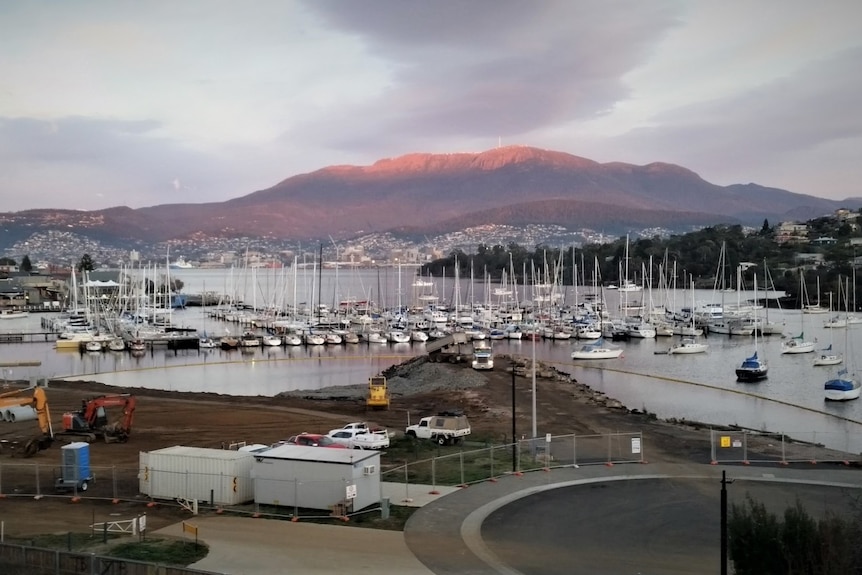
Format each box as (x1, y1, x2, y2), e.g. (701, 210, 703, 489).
(5, 406, 36, 423)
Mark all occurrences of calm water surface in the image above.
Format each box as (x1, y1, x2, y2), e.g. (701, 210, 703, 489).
(1, 269, 860, 451)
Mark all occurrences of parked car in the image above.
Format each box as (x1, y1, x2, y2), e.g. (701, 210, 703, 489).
(282, 433, 346, 448)
(327, 428, 390, 449)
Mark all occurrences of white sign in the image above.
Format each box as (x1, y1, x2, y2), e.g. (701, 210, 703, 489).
(631, 437, 641, 454)
(545, 433, 552, 443)
(138, 515, 147, 533)
(345, 484, 357, 500)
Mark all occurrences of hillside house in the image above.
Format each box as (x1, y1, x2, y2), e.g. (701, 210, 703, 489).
(776, 222, 809, 245)
(809, 236, 837, 246)
(794, 253, 825, 267)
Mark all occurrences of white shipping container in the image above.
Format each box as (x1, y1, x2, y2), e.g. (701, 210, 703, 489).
(139, 446, 255, 506)
(253, 445, 380, 511)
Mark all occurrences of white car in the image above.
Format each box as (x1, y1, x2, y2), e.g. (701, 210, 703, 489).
(327, 428, 390, 449)
(328, 422, 370, 436)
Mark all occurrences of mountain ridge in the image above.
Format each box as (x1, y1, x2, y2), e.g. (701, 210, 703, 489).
(1, 146, 859, 250)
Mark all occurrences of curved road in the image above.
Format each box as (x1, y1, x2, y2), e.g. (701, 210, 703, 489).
(404, 462, 862, 574)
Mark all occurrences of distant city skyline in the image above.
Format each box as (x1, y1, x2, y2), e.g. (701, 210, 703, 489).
(2, 1, 861, 211)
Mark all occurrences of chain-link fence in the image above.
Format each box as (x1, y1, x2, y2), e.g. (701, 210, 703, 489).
(0, 541, 221, 575)
(709, 428, 860, 465)
(381, 431, 646, 488)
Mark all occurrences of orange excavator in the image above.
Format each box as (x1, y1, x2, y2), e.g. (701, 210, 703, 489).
(62, 394, 136, 443)
(0, 386, 54, 457)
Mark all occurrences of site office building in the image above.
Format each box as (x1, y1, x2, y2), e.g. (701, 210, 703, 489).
(253, 444, 381, 512)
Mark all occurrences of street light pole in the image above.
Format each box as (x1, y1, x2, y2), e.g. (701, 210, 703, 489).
(531, 329, 537, 439)
(721, 470, 732, 575)
(511, 358, 517, 472)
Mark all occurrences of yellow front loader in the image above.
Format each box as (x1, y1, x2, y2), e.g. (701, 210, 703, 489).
(366, 376, 390, 410)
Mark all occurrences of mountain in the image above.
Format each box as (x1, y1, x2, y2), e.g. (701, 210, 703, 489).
(1, 146, 859, 248)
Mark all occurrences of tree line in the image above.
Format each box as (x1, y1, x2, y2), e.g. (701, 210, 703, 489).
(422, 221, 862, 310)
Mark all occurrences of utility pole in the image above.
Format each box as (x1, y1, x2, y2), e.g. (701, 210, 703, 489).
(721, 470, 733, 575)
(511, 358, 517, 472)
(531, 329, 537, 439)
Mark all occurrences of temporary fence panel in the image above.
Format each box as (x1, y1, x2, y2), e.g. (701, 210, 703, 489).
(709, 428, 858, 465)
(0, 542, 222, 575)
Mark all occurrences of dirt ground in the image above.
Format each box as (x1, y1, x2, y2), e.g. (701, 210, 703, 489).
(0, 355, 785, 538)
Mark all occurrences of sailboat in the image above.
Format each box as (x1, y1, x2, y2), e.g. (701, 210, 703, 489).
(814, 288, 843, 366)
(571, 337, 624, 360)
(781, 270, 816, 354)
(198, 280, 217, 349)
(736, 274, 768, 381)
(668, 275, 708, 355)
(824, 280, 860, 401)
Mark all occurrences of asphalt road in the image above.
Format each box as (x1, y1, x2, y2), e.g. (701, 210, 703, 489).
(406, 463, 862, 575)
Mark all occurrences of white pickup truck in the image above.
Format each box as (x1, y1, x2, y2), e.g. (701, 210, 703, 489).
(405, 413, 471, 445)
(327, 424, 391, 449)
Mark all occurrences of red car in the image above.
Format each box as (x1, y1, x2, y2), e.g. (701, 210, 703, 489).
(284, 433, 346, 448)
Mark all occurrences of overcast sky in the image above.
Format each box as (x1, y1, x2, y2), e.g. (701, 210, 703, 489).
(1, 1, 860, 212)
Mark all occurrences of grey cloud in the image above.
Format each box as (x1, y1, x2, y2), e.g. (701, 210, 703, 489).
(0, 116, 258, 209)
(297, 1, 679, 149)
(614, 47, 862, 175)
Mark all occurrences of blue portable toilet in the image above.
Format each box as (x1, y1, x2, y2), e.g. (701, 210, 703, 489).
(56, 442, 93, 492)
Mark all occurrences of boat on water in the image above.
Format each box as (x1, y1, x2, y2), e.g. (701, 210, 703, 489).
(571, 339, 623, 360)
(0, 309, 29, 320)
(824, 285, 858, 401)
(813, 345, 843, 366)
(364, 331, 387, 344)
(169, 257, 195, 269)
(781, 333, 815, 354)
(737, 275, 768, 381)
(128, 338, 147, 352)
(84, 340, 103, 352)
(668, 277, 708, 355)
(736, 351, 768, 381)
(282, 333, 303, 346)
(262, 334, 282, 346)
(386, 330, 411, 344)
(667, 337, 708, 355)
(220, 335, 240, 350)
(107, 338, 126, 352)
(824, 370, 861, 401)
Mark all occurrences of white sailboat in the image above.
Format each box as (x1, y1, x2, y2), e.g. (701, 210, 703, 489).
(781, 270, 816, 354)
(814, 289, 843, 366)
(668, 275, 708, 355)
(571, 338, 623, 360)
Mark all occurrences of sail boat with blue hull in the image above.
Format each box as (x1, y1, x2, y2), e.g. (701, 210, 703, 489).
(736, 274, 768, 381)
(824, 278, 860, 401)
(824, 369, 860, 401)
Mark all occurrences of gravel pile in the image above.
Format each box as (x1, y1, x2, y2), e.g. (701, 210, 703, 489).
(276, 356, 489, 400)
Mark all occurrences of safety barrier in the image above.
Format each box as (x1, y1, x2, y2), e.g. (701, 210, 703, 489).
(0, 541, 220, 575)
(708, 428, 860, 465)
(381, 431, 646, 491)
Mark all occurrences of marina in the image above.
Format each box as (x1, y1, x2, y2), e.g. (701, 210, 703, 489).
(0, 268, 860, 452)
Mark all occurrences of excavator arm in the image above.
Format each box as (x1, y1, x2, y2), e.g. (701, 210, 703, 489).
(65, 394, 135, 443)
(0, 386, 54, 457)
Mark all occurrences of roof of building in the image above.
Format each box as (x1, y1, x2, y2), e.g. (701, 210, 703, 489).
(255, 444, 379, 464)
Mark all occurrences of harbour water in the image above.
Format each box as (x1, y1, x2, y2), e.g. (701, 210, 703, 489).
(1, 268, 860, 452)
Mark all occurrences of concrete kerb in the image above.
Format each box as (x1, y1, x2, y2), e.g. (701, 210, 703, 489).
(405, 461, 862, 575)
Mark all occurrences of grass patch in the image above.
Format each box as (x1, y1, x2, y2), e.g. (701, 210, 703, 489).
(107, 538, 209, 566)
(343, 504, 417, 531)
